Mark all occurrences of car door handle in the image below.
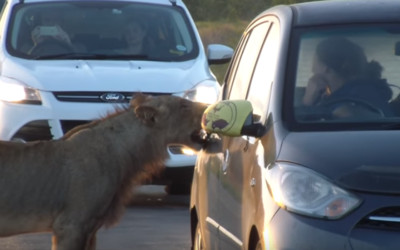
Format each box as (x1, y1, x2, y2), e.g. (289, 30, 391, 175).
(222, 149, 229, 174)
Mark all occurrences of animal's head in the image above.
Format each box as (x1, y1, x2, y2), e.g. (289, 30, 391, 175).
(131, 94, 208, 150)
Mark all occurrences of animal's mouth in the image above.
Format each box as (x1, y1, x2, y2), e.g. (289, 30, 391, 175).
(190, 129, 208, 150)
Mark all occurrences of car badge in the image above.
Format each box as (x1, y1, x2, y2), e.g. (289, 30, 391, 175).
(100, 93, 126, 103)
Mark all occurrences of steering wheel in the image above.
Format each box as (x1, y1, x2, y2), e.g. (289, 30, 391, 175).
(320, 98, 385, 119)
(29, 38, 74, 57)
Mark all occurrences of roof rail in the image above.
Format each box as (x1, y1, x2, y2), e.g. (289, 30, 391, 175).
(169, 0, 177, 6)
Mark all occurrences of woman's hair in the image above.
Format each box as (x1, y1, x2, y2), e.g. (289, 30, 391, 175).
(316, 37, 382, 80)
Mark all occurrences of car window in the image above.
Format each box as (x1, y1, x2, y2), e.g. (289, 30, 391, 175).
(6, 1, 199, 61)
(290, 24, 400, 130)
(247, 21, 279, 122)
(225, 21, 271, 100)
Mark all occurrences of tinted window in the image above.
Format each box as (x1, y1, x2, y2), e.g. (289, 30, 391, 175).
(226, 21, 271, 100)
(289, 24, 400, 130)
(7, 1, 199, 61)
(247, 21, 279, 122)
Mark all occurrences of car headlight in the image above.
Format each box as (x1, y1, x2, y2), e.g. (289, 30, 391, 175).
(182, 80, 220, 104)
(266, 162, 362, 219)
(0, 78, 41, 104)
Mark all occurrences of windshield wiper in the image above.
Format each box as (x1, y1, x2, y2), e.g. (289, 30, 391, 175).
(33, 53, 149, 60)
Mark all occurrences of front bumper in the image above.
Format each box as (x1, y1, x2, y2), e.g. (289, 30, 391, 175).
(0, 92, 197, 168)
(265, 202, 400, 250)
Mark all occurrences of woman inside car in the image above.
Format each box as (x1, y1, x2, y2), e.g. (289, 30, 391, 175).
(302, 37, 393, 118)
(120, 18, 154, 55)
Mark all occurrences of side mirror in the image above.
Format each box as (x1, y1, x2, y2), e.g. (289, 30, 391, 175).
(202, 100, 267, 138)
(207, 44, 234, 65)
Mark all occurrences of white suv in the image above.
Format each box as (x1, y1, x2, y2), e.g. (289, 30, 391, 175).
(0, 0, 233, 194)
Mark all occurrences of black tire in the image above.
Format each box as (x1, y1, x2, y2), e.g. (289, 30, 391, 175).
(165, 166, 194, 195)
(167, 180, 191, 195)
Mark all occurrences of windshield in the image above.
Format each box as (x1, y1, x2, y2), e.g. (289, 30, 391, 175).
(6, 1, 199, 61)
(289, 24, 400, 130)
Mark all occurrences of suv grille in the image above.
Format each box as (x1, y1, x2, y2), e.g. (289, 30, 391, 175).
(53, 92, 171, 103)
(357, 207, 400, 231)
(12, 93, 173, 142)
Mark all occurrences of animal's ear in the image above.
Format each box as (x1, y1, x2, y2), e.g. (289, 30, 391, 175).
(134, 105, 158, 126)
(130, 93, 148, 108)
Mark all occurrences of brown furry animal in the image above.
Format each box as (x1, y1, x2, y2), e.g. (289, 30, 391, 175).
(0, 94, 207, 250)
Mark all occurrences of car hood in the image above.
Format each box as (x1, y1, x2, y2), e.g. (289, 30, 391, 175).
(278, 131, 400, 194)
(1, 58, 208, 92)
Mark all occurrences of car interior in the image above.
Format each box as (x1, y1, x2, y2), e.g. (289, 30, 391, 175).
(292, 25, 400, 124)
(8, 2, 198, 61)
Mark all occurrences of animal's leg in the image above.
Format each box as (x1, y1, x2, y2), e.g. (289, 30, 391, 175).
(51, 228, 91, 250)
(52, 235, 57, 250)
(52, 223, 100, 250)
(86, 233, 97, 250)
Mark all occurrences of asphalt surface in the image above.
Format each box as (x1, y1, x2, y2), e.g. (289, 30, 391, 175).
(0, 185, 192, 250)
(129, 184, 190, 206)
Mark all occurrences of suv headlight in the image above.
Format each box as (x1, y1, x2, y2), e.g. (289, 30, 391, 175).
(182, 80, 220, 104)
(266, 162, 362, 219)
(0, 77, 41, 104)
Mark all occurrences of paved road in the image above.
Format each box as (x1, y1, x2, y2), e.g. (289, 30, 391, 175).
(0, 186, 192, 250)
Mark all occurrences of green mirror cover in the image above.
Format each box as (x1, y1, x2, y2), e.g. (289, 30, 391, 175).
(201, 100, 253, 136)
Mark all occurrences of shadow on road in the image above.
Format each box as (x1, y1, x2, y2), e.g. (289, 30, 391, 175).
(129, 185, 190, 207)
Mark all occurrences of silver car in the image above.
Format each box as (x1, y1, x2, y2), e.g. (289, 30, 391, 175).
(191, 0, 400, 249)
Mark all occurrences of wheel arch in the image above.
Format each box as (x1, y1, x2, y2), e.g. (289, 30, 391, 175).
(190, 206, 199, 249)
(248, 225, 261, 250)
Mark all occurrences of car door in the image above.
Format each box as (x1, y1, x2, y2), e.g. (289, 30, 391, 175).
(196, 21, 257, 249)
(215, 17, 280, 249)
